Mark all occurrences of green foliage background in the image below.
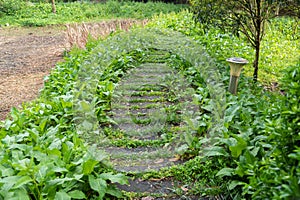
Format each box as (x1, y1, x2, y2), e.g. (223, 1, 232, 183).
(148, 11, 300, 84)
(0, 2, 299, 199)
(0, 0, 186, 26)
(147, 11, 300, 199)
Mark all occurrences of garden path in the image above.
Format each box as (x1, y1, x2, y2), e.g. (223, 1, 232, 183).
(97, 51, 200, 198)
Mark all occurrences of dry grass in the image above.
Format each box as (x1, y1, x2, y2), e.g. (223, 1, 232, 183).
(66, 19, 148, 49)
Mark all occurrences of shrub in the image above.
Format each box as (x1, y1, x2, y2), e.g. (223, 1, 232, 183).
(0, 0, 25, 17)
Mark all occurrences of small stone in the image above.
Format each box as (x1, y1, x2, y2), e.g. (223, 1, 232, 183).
(141, 197, 155, 200)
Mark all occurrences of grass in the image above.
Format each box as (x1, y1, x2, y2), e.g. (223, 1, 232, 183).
(147, 11, 300, 85)
(0, 0, 186, 27)
(255, 18, 300, 84)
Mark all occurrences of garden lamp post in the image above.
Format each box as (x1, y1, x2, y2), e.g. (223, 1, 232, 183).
(226, 57, 248, 95)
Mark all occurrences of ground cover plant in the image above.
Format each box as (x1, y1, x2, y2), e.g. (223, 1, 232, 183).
(0, 4, 299, 200)
(0, 43, 130, 199)
(0, 0, 186, 27)
(146, 11, 300, 199)
(0, 26, 225, 198)
(148, 10, 300, 85)
(189, 0, 300, 82)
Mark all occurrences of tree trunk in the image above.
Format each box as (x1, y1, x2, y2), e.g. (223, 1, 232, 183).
(51, 0, 56, 14)
(253, 43, 260, 82)
(253, 0, 261, 82)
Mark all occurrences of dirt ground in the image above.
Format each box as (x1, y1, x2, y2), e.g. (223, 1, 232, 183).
(0, 26, 66, 120)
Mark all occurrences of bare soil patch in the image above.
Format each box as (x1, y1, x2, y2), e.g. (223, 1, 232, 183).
(0, 26, 66, 120)
(0, 20, 147, 120)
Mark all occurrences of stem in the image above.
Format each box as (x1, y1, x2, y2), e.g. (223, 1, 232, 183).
(51, 0, 56, 14)
(253, 45, 260, 82)
(253, 0, 261, 82)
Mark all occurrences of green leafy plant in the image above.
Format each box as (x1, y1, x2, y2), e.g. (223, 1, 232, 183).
(148, 11, 300, 85)
(0, 1, 186, 26)
(0, 0, 25, 17)
(147, 11, 299, 199)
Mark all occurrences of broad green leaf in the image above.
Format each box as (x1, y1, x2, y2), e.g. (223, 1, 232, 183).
(0, 165, 14, 177)
(216, 167, 234, 178)
(83, 159, 99, 175)
(88, 175, 106, 199)
(62, 143, 73, 163)
(47, 149, 62, 158)
(12, 176, 32, 189)
(48, 177, 74, 186)
(87, 145, 108, 162)
(8, 188, 30, 200)
(107, 81, 114, 92)
(184, 132, 193, 146)
(2, 135, 16, 145)
(80, 101, 93, 112)
(106, 185, 123, 198)
(55, 191, 71, 200)
(201, 103, 213, 112)
(229, 136, 247, 158)
(27, 129, 39, 144)
(10, 107, 20, 122)
(224, 105, 240, 123)
(60, 97, 73, 109)
(203, 146, 228, 157)
(68, 190, 86, 199)
(32, 150, 47, 162)
(52, 166, 68, 173)
(35, 165, 49, 183)
(99, 173, 128, 185)
(0, 176, 21, 191)
(9, 143, 28, 151)
(235, 164, 246, 177)
(228, 181, 244, 190)
(250, 146, 260, 157)
(39, 117, 48, 133)
(73, 174, 84, 180)
(48, 138, 62, 150)
(81, 120, 94, 131)
(4, 120, 13, 130)
(176, 144, 189, 155)
(243, 150, 255, 164)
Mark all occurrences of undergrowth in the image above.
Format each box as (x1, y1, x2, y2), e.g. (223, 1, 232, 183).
(0, 9, 299, 199)
(147, 11, 300, 199)
(147, 11, 300, 85)
(0, 0, 186, 26)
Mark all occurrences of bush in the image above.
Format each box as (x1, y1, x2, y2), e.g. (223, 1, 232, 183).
(0, 0, 25, 17)
(148, 11, 300, 198)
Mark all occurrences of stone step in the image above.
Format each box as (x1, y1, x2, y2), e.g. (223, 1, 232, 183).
(102, 61, 198, 175)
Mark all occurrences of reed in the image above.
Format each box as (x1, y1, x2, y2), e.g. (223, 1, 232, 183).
(65, 19, 148, 49)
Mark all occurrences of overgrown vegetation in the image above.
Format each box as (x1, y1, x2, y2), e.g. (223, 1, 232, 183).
(189, 0, 300, 82)
(147, 11, 300, 199)
(0, 0, 186, 26)
(148, 11, 300, 85)
(0, 39, 133, 199)
(0, 3, 299, 199)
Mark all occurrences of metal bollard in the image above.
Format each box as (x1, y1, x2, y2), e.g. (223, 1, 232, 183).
(226, 57, 248, 95)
